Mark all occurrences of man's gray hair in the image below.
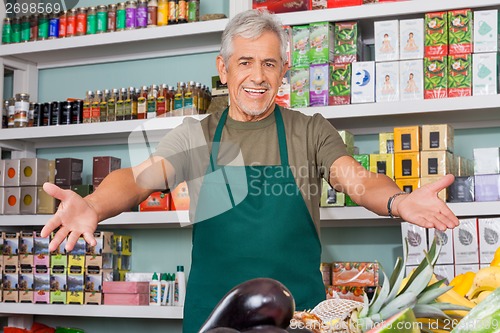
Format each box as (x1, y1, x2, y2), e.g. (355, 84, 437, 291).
(220, 9, 288, 67)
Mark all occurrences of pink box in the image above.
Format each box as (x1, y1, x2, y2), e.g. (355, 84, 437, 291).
(103, 293, 149, 305)
(102, 281, 150, 294)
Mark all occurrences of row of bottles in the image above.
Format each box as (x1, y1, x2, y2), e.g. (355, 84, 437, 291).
(83, 81, 211, 123)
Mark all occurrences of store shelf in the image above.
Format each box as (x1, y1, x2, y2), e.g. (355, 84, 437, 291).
(0, 303, 183, 319)
(0, 114, 208, 150)
(278, 0, 500, 26)
(0, 19, 229, 69)
(297, 95, 500, 135)
(0, 211, 190, 229)
(320, 201, 500, 227)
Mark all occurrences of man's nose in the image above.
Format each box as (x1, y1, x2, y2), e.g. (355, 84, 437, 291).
(250, 64, 265, 84)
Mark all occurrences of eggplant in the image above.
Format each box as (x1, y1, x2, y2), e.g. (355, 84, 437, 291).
(242, 326, 289, 333)
(205, 329, 241, 333)
(198, 278, 295, 333)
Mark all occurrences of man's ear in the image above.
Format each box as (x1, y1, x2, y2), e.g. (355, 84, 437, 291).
(216, 55, 228, 84)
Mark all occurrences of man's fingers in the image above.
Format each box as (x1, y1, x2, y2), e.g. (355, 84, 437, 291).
(41, 214, 63, 238)
(49, 227, 69, 253)
(83, 232, 97, 247)
(43, 182, 72, 201)
(424, 174, 455, 193)
(66, 232, 81, 252)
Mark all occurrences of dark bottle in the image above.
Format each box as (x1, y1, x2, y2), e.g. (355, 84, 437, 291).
(71, 100, 84, 124)
(61, 101, 72, 125)
(50, 101, 62, 125)
(42, 102, 51, 126)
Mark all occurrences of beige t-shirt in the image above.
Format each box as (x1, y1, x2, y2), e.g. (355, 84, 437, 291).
(153, 106, 348, 232)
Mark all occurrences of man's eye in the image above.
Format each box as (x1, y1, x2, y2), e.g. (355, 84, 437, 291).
(265, 63, 275, 68)
(240, 61, 249, 66)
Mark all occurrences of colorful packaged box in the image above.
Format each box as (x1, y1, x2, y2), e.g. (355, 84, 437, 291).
(102, 281, 150, 294)
(448, 9, 473, 55)
(327, 0, 362, 8)
(4, 159, 21, 187)
(473, 10, 499, 53)
(292, 25, 310, 67)
(312, 0, 328, 10)
(399, 60, 424, 101)
(19, 231, 34, 267)
(50, 273, 67, 304)
(332, 262, 379, 287)
(283, 26, 292, 66)
(55, 158, 83, 186)
(474, 174, 500, 202)
(309, 63, 330, 107)
(394, 152, 420, 179)
(36, 186, 56, 214)
(4, 187, 21, 215)
(327, 285, 365, 302)
(320, 262, 331, 286)
(20, 158, 50, 186)
(421, 124, 454, 152)
(393, 126, 421, 153)
(252, 0, 310, 13)
(453, 218, 479, 265)
(309, 22, 334, 64)
(67, 273, 84, 304)
(19, 186, 37, 215)
(351, 61, 375, 104)
(103, 293, 149, 305)
(401, 222, 428, 266)
(85, 291, 103, 305)
(473, 52, 499, 96)
(290, 66, 310, 108)
(68, 255, 85, 275)
(400, 19, 424, 60)
(115, 235, 132, 256)
(19, 272, 34, 303)
(276, 70, 291, 108)
(376, 61, 399, 102)
(424, 56, 448, 99)
(329, 63, 351, 105)
(424, 12, 448, 56)
(478, 218, 500, 264)
(379, 132, 394, 154)
(420, 177, 447, 201)
(473, 147, 500, 175)
(396, 178, 420, 193)
(87, 231, 114, 255)
(448, 176, 474, 202)
(374, 20, 399, 62)
(85, 273, 103, 293)
(369, 154, 394, 179)
(34, 272, 50, 303)
(320, 179, 345, 207)
(434, 265, 455, 284)
(3, 232, 19, 273)
(34, 233, 50, 272)
(448, 53, 472, 98)
(428, 228, 454, 264)
(93, 156, 121, 188)
(420, 151, 453, 177)
(334, 22, 360, 64)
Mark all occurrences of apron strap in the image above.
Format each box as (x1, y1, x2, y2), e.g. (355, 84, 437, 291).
(210, 105, 289, 169)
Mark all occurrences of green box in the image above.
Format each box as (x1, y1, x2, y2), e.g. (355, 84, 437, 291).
(292, 25, 310, 67)
(50, 290, 67, 304)
(71, 184, 94, 197)
(334, 22, 360, 63)
(329, 63, 351, 105)
(424, 12, 448, 56)
(353, 154, 370, 170)
(291, 66, 310, 108)
(320, 179, 345, 207)
(448, 9, 473, 55)
(309, 22, 334, 64)
(448, 53, 472, 97)
(424, 56, 448, 99)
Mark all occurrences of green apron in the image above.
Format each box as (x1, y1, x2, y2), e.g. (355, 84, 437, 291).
(183, 106, 325, 333)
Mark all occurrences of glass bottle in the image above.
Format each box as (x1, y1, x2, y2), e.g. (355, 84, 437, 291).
(91, 90, 102, 122)
(147, 84, 158, 119)
(66, 9, 76, 37)
(115, 88, 125, 121)
(183, 81, 194, 115)
(107, 88, 117, 122)
(167, 85, 175, 115)
(100, 89, 109, 122)
(2, 18, 12, 44)
(136, 0, 148, 29)
(8, 98, 15, 128)
(156, 84, 167, 116)
(193, 82, 201, 114)
(116, 3, 126, 31)
(130, 87, 138, 120)
(147, 0, 158, 28)
(177, 0, 187, 24)
(14, 93, 30, 128)
(173, 82, 185, 115)
(168, 0, 177, 25)
(137, 85, 148, 119)
(187, 0, 199, 23)
(123, 87, 133, 120)
(97, 5, 108, 33)
(83, 90, 92, 123)
(157, 0, 168, 26)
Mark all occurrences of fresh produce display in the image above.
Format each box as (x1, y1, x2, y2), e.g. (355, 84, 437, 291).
(465, 266, 500, 300)
(198, 278, 297, 333)
(449, 272, 475, 297)
(365, 308, 420, 333)
(451, 287, 500, 333)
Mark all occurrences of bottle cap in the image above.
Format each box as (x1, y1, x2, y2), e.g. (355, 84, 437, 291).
(160, 273, 167, 281)
(152, 272, 159, 280)
(177, 265, 184, 272)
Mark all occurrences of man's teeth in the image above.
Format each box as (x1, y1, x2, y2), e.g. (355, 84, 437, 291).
(244, 88, 266, 93)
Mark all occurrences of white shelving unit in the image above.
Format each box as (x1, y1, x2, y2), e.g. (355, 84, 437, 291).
(1, 0, 500, 327)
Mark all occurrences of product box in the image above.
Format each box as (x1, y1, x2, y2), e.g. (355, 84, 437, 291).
(455, 263, 480, 276)
(114, 254, 132, 271)
(394, 152, 420, 179)
(424, 56, 448, 99)
(71, 184, 94, 198)
(139, 191, 170, 212)
(3, 272, 19, 302)
(448, 53, 472, 98)
(338, 130, 355, 155)
(379, 132, 394, 154)
(420, 151, 453, 177)
(424, 12, 448, 56)
(50, 234, 67, 273)
(332, 262, 379, 287)
(351, 61, 375, 104)
(421, 124, 454, 152)
(320, 179, 345, 207)
(401, 222, 428, 266)
(473, 53, 499, 96)
(473, 147, 500, 175)
(369, 154, 394, 179)
(374, 20, 399, 62)
(85, 291, 103, 305)
(290, 66, 310, 108)
(329, 63, 351, 105)
(36, 186, 56, 214)
(455, 156, 468, 177)
(276, 70, 291, 108)
(453, 218, 479, 265)
(283, 26, 292, 66)
(292, 25, 310, 67)
(67, 273, 84, 304)
(114, 235, 132, 256)
(396, 178, 420, 193)
(4, 159, 21, 187)
(327, 0, 362, 8)
(399, 60, 424, 101)
(102, 281, 150, 294)
(252, 0, 310, 13)
(92, 156, 121, 189)
(19, 272, 34, 303)
(400, 19, 424, 60)
(353, 154, 369, 170)
(376, 61, 399, 102)
(393, 126, 421, 153)
(0, 187, 4, 215)
(474, 174, 500, 202)
(19, 231, 34, 267)
(312, 0, 328, 10)
(448, 9, 473, 55)
(55, 158, 83, 186)
(85, 272, 103, 293)
(309, 22, 334, 64)
(68, 255, 85, 275)
(87, 231, 114, 256)
(34, 234, 50, 272)
(434, 264, 455, 284)
(4, 187, 21, 215)
(20, 158, 50, 186)
(3, 232, 19, 273)
(420, 177, 448, 201)
(50, 290, 67, 304)
(103, 292, 149, 305)
(309, 63, 330, 106)
(474, 10, 499, 53)
(48, 159, 56, 183)
(327, 285, 365, 302)
(478, 218, 500, 264)
(0, 159, 4, 187)
(34, 272, 50, 303)
(86, 253, 113, 274)
(170, 181, 190, 211)
(428, 228, 454, 265)
(334, 22, 360, 64)
(20, 186, 37, 215)
(50, 273, 67, 304)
